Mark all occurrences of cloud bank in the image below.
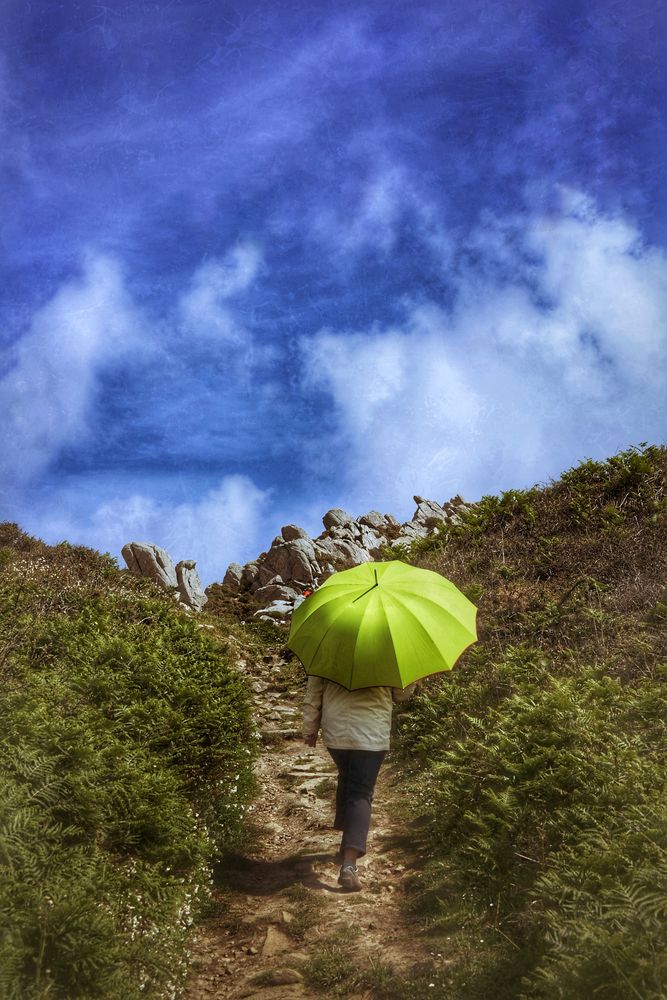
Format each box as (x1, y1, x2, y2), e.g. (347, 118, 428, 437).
(30, 474, 271, 588)
(0, 253, 143, 494)
(1, 244, 276, 584)
(300, 192, 667, 518)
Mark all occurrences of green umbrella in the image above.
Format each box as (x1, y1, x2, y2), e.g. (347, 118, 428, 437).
(287, 560, 477, 690)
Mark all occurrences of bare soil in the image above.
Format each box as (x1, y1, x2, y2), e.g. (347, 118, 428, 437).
(184, 654, 441, 1000)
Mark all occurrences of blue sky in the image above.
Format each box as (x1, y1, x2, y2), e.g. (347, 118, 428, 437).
(2, 0, 666, 584)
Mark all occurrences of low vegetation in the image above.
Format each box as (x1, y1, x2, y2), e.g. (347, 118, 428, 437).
(0, 525, 259, 999)
(2, 444, 665, 999)
(391, 445, 667, 999)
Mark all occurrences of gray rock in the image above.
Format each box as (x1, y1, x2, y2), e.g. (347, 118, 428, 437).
(256, 562, 281, 588)
(222, 563, 243, 590)
(222, 561, 243, 590)
(359, 524, 385, 552)
(281, 524, 310, 542)
(313, 536, 339, 561)
(261, 537, 320, 585)
(391, 521, 428, 548)
(240, 560, 260, 589)
(121, 542, 178, 591)
(329, 524, 357, 541)
(400, 521, 426, 538)
(322, 507, 354, 530)
(412, 498, 448, 531)
(254, 600, 294, 622)
(254, 582, 301, 604)
(175, 560, 208, 611)
(359, 510, 388, 530)
(333, 539, 373, 568)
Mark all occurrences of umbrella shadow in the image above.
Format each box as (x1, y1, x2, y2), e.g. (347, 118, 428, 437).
(213, 849, 345, 894)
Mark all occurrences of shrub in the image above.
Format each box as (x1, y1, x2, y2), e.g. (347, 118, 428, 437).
(396, 653, 666, 998)
(390, 445, 667, 999)
(0, 529, 259, 999)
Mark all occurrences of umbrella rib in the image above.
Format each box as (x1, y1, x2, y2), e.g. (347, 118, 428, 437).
(348, 586, 385, 689)
(373, 594, 402, 688)
(382, 590, 474, 671)
(386, 589, 477, 633)
(307, 616, 338, 676)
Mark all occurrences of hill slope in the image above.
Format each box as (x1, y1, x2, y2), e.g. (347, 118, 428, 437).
(389, 444, 667, 999)
(0, 526, 261, 999)
(1, 443, 665, 1000)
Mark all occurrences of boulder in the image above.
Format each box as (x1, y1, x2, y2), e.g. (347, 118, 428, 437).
(253, 600, 293, 623)
(359, 510, 389, 531)
(254, 582, 302, 604)
(390, 521, 427, 548)
(329, 524, 357, 541)
(322, 508, 354, 530)
(121, 542, 178, 591)
(358, 524, 386, 553)
(176, 559, 208, 611)
(223, 561, 243, 591)
(332, 538, 373, 568)
(412, 497, 448, 531)
(261, 537, 320, 585)
(256, 561, 280, 588)
(240, 560, 260, 590)
(313, 536, 340, 562)
(281, 524, 310, 542)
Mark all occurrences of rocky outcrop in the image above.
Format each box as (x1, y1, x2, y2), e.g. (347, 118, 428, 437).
(122, 541, 207, 612)
(176, 559, 208, 611)
(219, 494, 474, 624)
(121, 542, 178, 591)
(322, 508, 354, 530)
(223, 562, 243, 588)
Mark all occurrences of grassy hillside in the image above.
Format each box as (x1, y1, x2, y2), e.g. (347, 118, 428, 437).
(389, 445, 667, 999)
(0, 525, 261, 1000)
(2, 443, 664, 1000)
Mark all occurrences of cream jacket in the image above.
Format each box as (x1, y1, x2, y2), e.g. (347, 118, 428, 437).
(301, 674, 418, 751)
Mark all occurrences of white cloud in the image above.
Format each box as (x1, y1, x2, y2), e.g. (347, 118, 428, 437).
(0, 252, 145, 492)
(178, 241, 262, 342)
(29, 474, 271, 587)
(300, 194, 667, 515)
(0, 241, 266, 516)
(309, 164, 407, 255)
(527, 192, 667, 385)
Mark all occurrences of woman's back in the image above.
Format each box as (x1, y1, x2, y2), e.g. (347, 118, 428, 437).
(321, 680, 393, 750)
(302, 675, 416, 751)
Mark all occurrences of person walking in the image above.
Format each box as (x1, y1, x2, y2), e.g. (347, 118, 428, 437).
(301, 675, 419, 891)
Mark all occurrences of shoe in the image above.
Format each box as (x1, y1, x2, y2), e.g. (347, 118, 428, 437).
(338, 864, 362, 892)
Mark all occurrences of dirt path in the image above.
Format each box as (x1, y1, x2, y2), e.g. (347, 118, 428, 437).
(184, 653, 441, 1000)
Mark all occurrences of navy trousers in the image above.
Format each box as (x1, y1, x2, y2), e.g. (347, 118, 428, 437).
(327, 747, 387, 857)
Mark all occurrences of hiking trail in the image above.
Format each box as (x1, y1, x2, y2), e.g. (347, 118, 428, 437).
(185, 650, 444, 999)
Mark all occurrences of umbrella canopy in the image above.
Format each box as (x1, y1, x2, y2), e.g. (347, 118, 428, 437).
(287, 560, 477, 690)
